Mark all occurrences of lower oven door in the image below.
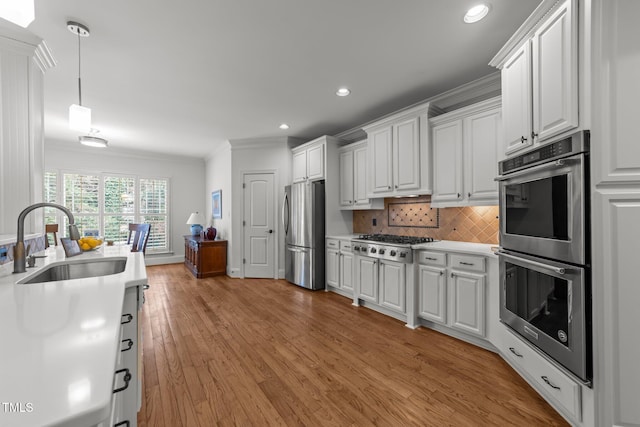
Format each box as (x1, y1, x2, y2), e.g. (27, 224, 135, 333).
(498, 249, 589, 381)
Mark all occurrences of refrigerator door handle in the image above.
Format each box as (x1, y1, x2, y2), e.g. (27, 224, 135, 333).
(282, 193, 290, 236)
(287, 246, 308, 253)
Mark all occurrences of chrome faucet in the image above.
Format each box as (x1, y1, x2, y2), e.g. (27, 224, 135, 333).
(13, 202, 81, 274)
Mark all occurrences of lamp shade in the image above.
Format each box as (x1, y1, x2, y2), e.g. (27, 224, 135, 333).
(186, 212, 204, 225)
(69, 104, 92, 132)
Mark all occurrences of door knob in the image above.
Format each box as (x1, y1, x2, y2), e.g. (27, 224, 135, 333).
(266, 229, 273, 234)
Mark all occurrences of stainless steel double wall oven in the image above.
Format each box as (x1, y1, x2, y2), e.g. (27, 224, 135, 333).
(496, 130, 591, 383)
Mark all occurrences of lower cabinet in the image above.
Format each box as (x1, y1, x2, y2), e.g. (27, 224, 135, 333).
(356, 257, 406, 315)
(326, 238, 354, 297)
(417, 250, 486, 338)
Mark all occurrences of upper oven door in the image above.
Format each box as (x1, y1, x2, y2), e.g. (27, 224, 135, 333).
(498, 152, 586, 265)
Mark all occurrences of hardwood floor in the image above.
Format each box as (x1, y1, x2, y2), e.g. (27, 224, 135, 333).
(137, 264, 568, 426)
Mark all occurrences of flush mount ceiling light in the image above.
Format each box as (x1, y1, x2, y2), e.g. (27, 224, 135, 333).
(336, 87, 351, 97)
(279, 123, 290, 130)
(0, 1, 34, 27)
(464, 4, 490, 23)
(68, 21, 92, 133)
(79, 134, 108, 148)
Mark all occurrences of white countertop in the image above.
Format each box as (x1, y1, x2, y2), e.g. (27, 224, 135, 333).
(412, 240, 498, 258)
(0, 246, 147, 427)
(326, 234, 360, 240)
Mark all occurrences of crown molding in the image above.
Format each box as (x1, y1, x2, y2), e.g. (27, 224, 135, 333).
(0, 21, 56, 73)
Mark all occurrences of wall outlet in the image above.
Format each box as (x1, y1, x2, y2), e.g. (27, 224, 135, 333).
(372, 218, 377, 226)
(0, 247, 7, 262)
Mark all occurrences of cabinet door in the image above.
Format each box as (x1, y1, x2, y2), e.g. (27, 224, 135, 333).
(306, 143, 325, 181)
(369, 126, 393, 194)
(432, 120, 463, 204)
(464, 108, 501, 203)
(353, 146, 369, 205)
(418, 265, 447, 324)
(326, 248, 340, 288)
(449, 270, 485, 337)
(339, 150, 354, 207)
(380, 260, 406, 313)
(292, 150, 307, 182)
(394, 117, 420, 191)
(357, 257, 378, 303)
(532, 0, 578, 142)
(502, 42, 533, 155)
(340, 252, 354, 293)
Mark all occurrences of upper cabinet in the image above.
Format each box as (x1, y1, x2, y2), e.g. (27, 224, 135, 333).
(430, 97, 501, 208)
(491, 0, 578, 157)
(338, 141, 383, 210)
(363, 103, 438, 198)
(0, 24, 53, 236)
(292, 138, 326, 183)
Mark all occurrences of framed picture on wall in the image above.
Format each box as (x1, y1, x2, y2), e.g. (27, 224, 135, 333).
(212, 190, 222, 219)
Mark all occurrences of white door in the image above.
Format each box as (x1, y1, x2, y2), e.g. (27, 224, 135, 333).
(380, 260, 406, 314)
(357, 257, 378, 303)
(394, 116, 420, 191)
(464, 108, 501, 203)
(502, 42, 532, 155)
(306, 143, 325, 181)
(353, 146, 369, 205)
(369, 126, 393, 194)
(339, 149, 354, 207)
(292, 150, 307, 183)
(340, 251, 354, 293)
(449, 270, 485, 337)
(432, 120, 463, 204)
(243, 173, 275, 278)
(418, 265, 447, 324)
(326, 248, 340, 288)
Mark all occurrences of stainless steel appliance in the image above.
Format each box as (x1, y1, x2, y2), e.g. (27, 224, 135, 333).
(351, 234, 435, 263)
(283, 181, 325, 290)
(497, 130, 589, 265)
(496, 130, 591, 384)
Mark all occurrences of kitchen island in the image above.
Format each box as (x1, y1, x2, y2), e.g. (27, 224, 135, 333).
(0, 245, 147, 427)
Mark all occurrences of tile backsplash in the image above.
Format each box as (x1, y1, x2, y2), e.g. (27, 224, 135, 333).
(353, 195, 499, 244)
(0, 236, 46, 266)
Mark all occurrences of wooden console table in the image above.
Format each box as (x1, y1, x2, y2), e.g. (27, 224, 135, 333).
(184, 236, 227, 278)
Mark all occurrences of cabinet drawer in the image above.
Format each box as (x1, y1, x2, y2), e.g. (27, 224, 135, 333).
(417, 251, 446, 266)
(501, 329, 582, 421)
(339, 240, 353, 252)
(450, 254, 485, 272)
(326, 239, 339, 249)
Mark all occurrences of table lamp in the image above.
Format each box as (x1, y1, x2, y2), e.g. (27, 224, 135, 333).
(186, 212, 204, 236)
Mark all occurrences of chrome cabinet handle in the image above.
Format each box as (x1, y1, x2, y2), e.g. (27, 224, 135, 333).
(496, 251, 566, 275)
(509, 347, 523, 358)
(541, 376, 561, 390)
(121, 314, 133, 324)
(113, 368, 132, 394)
(425, 257, 437, 261)
(460, 262, 474, 266)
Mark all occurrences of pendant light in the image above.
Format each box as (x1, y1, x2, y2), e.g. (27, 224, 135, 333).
(67, 21, 92, 133)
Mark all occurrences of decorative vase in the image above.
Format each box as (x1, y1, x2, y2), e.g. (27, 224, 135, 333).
(206, 227, 217, 240)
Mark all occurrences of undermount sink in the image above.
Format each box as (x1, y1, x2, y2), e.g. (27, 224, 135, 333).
(18, 257, 127, 284)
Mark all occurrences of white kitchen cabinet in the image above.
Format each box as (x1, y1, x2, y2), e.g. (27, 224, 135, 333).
(357, 256, 378, 303)
(417, 250, 487, 339)
(430, 97, 501, 207)
(363, 102, 437, 198)
(495, 0, 578, 156)
(326, 238, 355, 298)
(380, 260, 406, 313)
(0, 26, 52, 236)
(292, 139, 325, 183)
(339, 141, 383, 210)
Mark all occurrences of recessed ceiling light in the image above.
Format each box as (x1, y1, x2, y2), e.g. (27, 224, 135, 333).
(79, 135, 108, 148)
(464, 4, 490, 23)
(279, 123, 290, 130)
(336, 87, 351, 97)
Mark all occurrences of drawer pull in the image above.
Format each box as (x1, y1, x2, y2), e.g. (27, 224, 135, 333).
(113, 368, 132, 394)
(508, 347, 523, 358)
(121, 339, 134, 352)
(425, 257, 438, 261)
(541, 375, 561, 390)
(121, 314, 133, 324)
(460, 262, 474, 266)
(114, 421, 130, 427)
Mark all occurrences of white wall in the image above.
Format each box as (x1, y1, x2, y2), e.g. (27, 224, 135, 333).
(45, 140, 206, 265)
(204, 142, 232, 270)
(222, 137, 295, 278)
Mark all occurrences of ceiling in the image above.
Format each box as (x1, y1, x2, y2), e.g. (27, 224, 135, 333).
(27, 0, 541, 158)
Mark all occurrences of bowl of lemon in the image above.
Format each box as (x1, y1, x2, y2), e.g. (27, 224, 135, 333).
(77, 236, 103, 252)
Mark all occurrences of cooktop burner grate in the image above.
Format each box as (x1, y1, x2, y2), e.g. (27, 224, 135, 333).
(356, 234, 435, 245)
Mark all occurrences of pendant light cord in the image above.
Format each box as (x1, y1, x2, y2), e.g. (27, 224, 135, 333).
(77, 29, 82, 106)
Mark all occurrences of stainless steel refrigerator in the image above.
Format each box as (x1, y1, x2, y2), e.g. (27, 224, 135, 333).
(283, 181, 325, 290)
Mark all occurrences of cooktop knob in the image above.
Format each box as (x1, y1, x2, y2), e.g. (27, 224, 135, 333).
(390, 250, 397, 256)
(370, 247, 377, 253)
(399, 252, 407, 258)
(379, 249, 386, 255)
(360, 247, 368, 252)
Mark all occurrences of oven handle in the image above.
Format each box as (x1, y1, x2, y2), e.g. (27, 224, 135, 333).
(495, 158, 578, 181)
(496, 251, 566, 275)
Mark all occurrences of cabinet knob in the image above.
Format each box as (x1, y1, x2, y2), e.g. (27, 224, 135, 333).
(468, 192, 471, 198)
(520, 136, 528, 143)
(388, 186, 391, 190)
(531, 131, 538, 140)
(457, 193, 461, 198)
(395, 185, 398, 189)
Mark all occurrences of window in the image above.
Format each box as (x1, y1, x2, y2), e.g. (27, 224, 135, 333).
(44, 171, 170, 253)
